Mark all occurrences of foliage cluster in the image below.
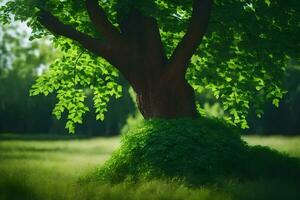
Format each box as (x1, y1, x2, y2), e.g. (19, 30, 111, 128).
(247, 64, 300, 134)
(86, 118, 300, 186)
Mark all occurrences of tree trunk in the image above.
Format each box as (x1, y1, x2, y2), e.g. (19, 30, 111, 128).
(133, 72, 198, 119)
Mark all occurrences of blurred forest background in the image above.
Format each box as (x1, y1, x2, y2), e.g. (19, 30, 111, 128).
(0, 22, 299, 136)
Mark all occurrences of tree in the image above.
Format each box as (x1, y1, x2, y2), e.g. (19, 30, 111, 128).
(1, 0, 299, 132)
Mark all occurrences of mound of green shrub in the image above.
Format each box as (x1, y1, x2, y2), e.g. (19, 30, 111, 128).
(85, 118, 300, 186)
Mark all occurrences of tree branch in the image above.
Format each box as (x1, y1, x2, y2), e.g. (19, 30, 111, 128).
(143, 16, 167, 66)
(85, 0, 127, 48)
(168, 0, 212, 75)
(118, 9, 167, 74)
(37, 9, 122, 68)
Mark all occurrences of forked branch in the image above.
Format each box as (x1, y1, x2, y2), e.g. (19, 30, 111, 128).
(37, 8, 124, 70)
(85, 0, 127, 49)
(168, 0, 212, 75)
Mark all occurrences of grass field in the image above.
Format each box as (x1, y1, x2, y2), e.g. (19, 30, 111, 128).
(0, 134, 300, 200)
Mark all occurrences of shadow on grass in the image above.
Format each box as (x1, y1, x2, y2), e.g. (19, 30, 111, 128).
(0, 133, 102, 141)
(0, 178, 39, 200)
(225, 179, 300, 200)
(240, 145, 300, 180)
(0, 146, 65, 152)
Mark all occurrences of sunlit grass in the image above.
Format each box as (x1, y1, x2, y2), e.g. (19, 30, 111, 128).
(0, 136, 119, 179)
(243, 135, 300, 157)
(0, 134, 299, 200)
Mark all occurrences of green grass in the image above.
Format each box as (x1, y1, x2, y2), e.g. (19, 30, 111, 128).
(0, 134, 300, 200)
(244, 135, 300, 157)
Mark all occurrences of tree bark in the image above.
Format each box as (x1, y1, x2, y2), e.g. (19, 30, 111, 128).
(135, 74, 198, 119)
(117, 8, 199, 119)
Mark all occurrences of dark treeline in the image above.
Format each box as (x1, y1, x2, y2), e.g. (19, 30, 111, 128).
(197, 64, 300, 135)
(0, 78, 136, 136)
(246, 64, 300, 135)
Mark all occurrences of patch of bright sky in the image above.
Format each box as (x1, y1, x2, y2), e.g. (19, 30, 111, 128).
(1, 22, 53, 75)
(0, 0, 56, 75)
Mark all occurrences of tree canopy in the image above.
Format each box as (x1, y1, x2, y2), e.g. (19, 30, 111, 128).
(1, 0, 299, 132)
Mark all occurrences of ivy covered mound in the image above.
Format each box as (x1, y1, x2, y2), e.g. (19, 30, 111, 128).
(86, 118, 300, 186)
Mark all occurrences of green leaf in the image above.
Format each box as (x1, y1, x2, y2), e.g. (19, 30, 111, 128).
(272, 99, 280, 108)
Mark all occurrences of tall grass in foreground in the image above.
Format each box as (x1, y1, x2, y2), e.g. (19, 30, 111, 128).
(0, 135, 300, 200)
